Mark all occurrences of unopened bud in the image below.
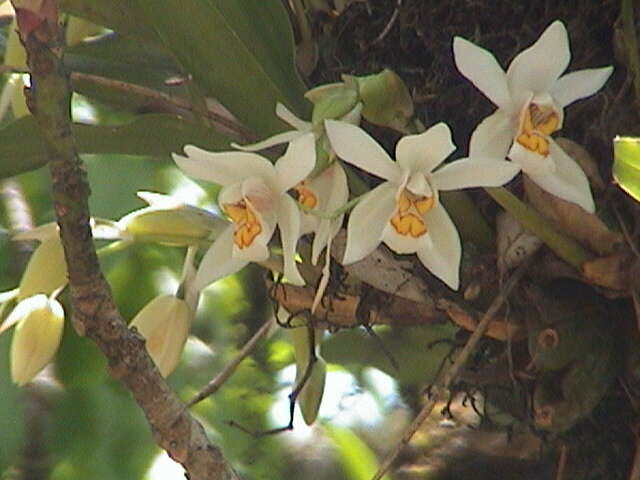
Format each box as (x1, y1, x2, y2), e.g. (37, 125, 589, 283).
(353, 69, 414, 132)
(289, 325, 326, 425)
(118, 192, 227, 245)
(305, 81, 359, 127)
(9, 294, 64, 386)
(17, 235, 67, 300)
(130, 295, 191, 377)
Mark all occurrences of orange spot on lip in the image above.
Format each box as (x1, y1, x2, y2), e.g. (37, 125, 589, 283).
(223, 200, 262, 249)
(516, 103, 560, 156)
(389, 189, 434, 238)
(293, 183, 318, 209)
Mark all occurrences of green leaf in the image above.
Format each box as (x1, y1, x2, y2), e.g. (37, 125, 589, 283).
(613, 136, 640, 202)
(65, 33, 185, 107)
(61, 0, 310, 137)
(59, 0, 159, 42)
(0, 114, 230, 179)
(324, 424, 390, 480)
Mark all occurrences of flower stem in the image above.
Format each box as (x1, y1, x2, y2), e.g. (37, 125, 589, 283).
(439, 191, 494, 250)
(485, 186, 593, 268)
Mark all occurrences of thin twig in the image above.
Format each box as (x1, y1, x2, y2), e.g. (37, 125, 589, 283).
(69, 72, 254, 142)
(186, 317, 275, 408)
(556, 444, 568, 480)
(371, 258, 530, 480)
(372, 0, 402, 45)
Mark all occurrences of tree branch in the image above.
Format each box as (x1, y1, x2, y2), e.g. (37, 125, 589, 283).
(13, 2, 239, 478)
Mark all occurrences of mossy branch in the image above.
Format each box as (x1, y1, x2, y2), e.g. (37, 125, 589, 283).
(12, 3, 239, 478)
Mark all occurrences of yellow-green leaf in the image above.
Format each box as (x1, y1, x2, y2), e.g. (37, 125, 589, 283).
(613, 136, 640, 202)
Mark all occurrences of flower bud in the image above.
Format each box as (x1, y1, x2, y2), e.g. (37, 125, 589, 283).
(130, 295, 191, 377)
(289, 325, 326, 425)
(8, 294, 64, 386)
(305, 81, 360, 127)
(297, 357, 326, 425)
(353, 69, 414, 132)
(17, 235, 67, 301)
(118, 192, 227, 246)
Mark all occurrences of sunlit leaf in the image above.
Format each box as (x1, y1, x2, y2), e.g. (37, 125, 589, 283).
(65, 33, 187, 109)
(613, 136, 640, 202)
(60, 0, 310, 137)
(0, 114, 230, 179)
(324, 424, 390, 480)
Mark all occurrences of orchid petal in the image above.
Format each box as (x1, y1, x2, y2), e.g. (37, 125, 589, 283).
(551, 66, 613, 108)
(218, 182, 243, 206)
(275, 133, 316, 193)
(194, 227, 249, 291)
(231, 130, 303, 152)
(396, 123, 456, 174)
(276, 102, 312, 131)
(406, 172, 434, 198)
(508, 141, 556, 178)
(433, 158, 521, 190)
(526, 140, 595, 213)
(469, 110, 515, 158)
(453, 36, 512, 111)
(343, 182, 397, 264)
(507, 21, 570, 98)
(325, 120, 402, 183)
(416, 204, 461, 290)
(241, 177, 279, 221)
(173, 147, 276, 186)
(310, 163, 349, 264)
(277, 195, 305, 285)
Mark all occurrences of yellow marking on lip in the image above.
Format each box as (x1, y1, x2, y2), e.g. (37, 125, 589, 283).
(223, 200, 262, 249)
(516, 103, 560, 156)
(294, 183, 318, 209)
(389, 190, 434, 238)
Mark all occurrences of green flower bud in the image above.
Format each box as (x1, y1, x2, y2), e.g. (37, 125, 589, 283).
(118, 192, 227, 246)
(289, 326, 326, 425)
(353, 69, 414, 132)
(305, 81, 360, 127)
(298, 357, 326, 425)
(130, 295, 191, 377)
(8, 294, 64, 386)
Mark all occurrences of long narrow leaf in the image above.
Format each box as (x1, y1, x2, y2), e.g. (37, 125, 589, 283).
(0, 114, 230, 179)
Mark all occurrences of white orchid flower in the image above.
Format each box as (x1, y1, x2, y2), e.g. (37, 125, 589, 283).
(231, 102, 362, 152)
(453, 20, 613, 213)
(172, 133, 316, 289)
(297, 162, 349, 265)
(325, 120, 520, 290)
